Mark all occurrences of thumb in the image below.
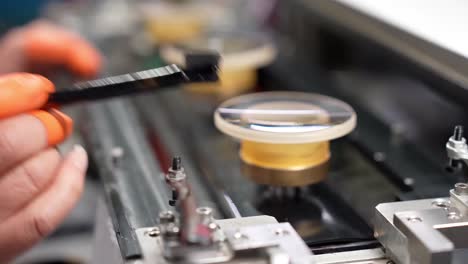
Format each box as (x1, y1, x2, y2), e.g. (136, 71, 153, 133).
(0, 73, 53, 119)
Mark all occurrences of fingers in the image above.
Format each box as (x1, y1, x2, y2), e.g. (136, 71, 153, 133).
(30, 109, 73, 146)
(66, 38, 103, 78)
(0, 73, 53, 118)
(0, 110, 72, 174)
(0, 145, 87, 263)
(0, 114, 47, 174)
(0, 148, 61, 220)
(0, 20, 102, 77)
(24, 21, 102, 78)
(0, 28, 28, 74)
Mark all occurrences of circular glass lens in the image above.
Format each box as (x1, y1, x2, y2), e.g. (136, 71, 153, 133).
(214, 91, 356, 143)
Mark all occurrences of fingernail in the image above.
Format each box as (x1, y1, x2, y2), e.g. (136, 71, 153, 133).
(13, 73, 55, 93)
(30, 109, 73, 146)
(68, 144, 88, 172)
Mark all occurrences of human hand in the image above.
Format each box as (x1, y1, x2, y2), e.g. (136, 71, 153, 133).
(0, 20, 101, 78)
(0, 73, 88, 263)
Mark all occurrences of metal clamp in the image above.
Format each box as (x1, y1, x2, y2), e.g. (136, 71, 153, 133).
(375, 182, 468, 264)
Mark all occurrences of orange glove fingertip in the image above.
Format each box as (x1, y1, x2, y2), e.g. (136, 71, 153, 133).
(30, 109, 73, 146)
(24, 29, 70, 65)
(67, 42, 102, 78)
(0, 73, 55, 118)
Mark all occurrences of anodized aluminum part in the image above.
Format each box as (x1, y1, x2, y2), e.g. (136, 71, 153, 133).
(374, 185, 468, 264)
(135, 215, 389, 264)
(136, 216, 311, 264)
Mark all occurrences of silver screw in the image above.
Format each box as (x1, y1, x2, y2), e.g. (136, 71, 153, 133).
(454, 183, 468, 195)
(274, 228, 289, 236)
(233, 232, 248, 240)
(447, 211, 461, 220)
(406, 216, 423, 223)
(432, 199, 450, 209)
(159, 211, 176, 224)
(147, 227, 161, 237)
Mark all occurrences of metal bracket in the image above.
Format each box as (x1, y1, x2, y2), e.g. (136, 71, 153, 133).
(375, 184, 468, 264)
(136, 216, 312, 264)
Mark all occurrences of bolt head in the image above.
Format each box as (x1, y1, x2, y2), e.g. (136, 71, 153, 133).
(455, 183, 468, 195)
(406, 216, 423, 223)
(432, 199, 450, 209)
(233, 232, 248, 240)
(447, 211, 461, 220)
(147, 228, 161, 237)
(274, 228, 289, 236)
(196, 207, 213, 216)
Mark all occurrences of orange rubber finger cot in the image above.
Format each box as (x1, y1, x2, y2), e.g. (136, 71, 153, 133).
(0, 73, 54, 119)
(23, 27, 70, 65)
(66, 40, 102, 79)
(29, 109, 73, 146)
(24, 23, 102, 78)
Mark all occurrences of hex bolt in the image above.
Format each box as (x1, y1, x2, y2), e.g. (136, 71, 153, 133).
(454, 183, 468, 195)
(159, 210, 176, 224)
